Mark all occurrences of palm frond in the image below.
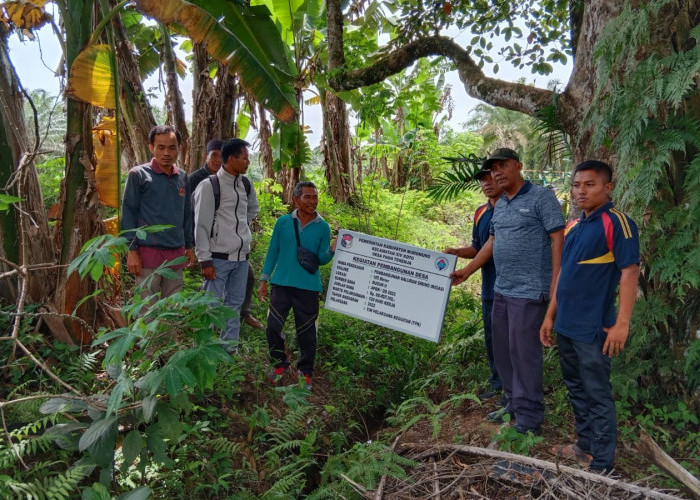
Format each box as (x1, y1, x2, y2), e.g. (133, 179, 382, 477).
(426, 154, 483, 203)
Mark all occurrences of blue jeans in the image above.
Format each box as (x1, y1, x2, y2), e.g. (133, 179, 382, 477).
(483, 299, 502, 391)
(491, 294, 547, 429)
(558, 334, 616, 471)
(203, 259, 249, 349)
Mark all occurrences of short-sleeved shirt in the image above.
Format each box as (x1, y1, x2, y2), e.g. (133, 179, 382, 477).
(554, 202, 640, 344)
(490, 181, 565, 300)
(472, 202, 497, 300)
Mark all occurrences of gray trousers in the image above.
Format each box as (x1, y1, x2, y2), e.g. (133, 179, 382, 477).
(491, 293, 548, 429)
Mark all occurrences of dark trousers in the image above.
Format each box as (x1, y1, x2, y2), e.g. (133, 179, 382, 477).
(265, 285, 319, 376)
(558, 334, 616, 471)
(482, 299, 502, 390)
(491, 293, 547, 429)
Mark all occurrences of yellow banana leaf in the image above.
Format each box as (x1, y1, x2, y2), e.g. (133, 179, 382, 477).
(0, 0, 49, 30)
(66, 44, 116, 109)
(93, 117, 119, 208)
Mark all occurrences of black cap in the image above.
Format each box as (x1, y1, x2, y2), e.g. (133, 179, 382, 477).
(474, 166, 492, 180)
(206, 139, 223, 152)
(484, 147, 520, 168)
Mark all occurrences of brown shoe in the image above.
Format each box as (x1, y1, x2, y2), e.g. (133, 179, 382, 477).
(243, 313, 264, 329)
(552, 444, 592, 467)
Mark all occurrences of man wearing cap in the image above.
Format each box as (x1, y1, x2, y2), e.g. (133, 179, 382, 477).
(444, 165, 504, 403)
(189, 140, 264, 330)
(193, 138, 260, 352)
(451, 148, 565, 435)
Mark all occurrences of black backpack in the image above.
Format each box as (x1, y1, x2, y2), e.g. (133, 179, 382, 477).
(207, 174, 252, 236)
(208, 174, 251, 211)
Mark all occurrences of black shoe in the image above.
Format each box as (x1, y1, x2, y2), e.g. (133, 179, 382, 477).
(478, 388, 500, 400)
(514, 423, 541, 436)
(487, 407, 514, 423)
(496, 395, 508, 408)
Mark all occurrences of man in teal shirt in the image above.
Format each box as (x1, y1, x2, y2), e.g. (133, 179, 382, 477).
(258, 181, 336, 390)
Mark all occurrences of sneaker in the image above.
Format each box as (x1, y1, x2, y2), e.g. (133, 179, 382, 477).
(496, 394, 508, 408)
(478, 388, 500, 401)
(267, 366, 288, 384)
(297, 370, 312, 391)
(487, 407, 514, 423)
(513, 423, 541, 436)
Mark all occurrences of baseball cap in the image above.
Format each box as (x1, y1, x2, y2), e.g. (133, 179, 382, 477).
(206, 139, 223, 152)
(484, 147, 520, 168)
(474, 165, 492, 180)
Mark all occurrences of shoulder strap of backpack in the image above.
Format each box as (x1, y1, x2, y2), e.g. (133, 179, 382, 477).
(208, 174, 220, 211)
(208, 175, 220, 238)
(241, 175, 251, 196)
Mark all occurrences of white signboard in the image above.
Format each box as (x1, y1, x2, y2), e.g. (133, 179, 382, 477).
(325, 230, 456, 342)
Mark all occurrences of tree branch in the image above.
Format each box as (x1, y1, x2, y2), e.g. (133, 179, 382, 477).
(328, 35, 554, 119)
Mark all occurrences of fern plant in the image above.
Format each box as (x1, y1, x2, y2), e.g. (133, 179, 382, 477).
(586, 0, 700, 402)
(0, 416, 92, 500)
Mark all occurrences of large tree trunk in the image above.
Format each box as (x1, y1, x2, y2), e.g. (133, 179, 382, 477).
(212, 70, 238, 139)
(190, 42, 215, 171)
(0, 24, 54, 304)
(112, 4, 156, 167)
(190, 44, 241, 171)
(321, 90, 354, 202)
(160, 23, 190, 170)
(52, 0, 103, 344)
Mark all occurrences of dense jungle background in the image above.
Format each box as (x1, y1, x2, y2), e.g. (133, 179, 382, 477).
(1, 0, 699, 498)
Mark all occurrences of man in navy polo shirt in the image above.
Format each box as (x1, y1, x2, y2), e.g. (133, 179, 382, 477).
(444, 164, 504, 403)
(541, 160, 640, 473)
(452, 147, 565, 435)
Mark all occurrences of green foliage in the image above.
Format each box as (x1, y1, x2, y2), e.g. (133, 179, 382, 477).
(0, 193, 22, 212)
(0, 416, 91, 500)
(587, 0, 700, 400)
(426, 153, 482, 203)
(386, 392, 480, 438)
(309, 441, 417, 499)
(35, 157, 65, 209)
(492, 424, 544, 455)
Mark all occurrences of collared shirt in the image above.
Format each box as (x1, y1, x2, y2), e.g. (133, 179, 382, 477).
(121, 158, 192, 269)
(554, 202, 640, 344)
(471, 202, 497, 300)
(490, 181, 565, 300)
(260, 209, 334, 292)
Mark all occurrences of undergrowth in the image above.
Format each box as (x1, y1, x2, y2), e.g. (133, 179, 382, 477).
(2, 178, 698, 497)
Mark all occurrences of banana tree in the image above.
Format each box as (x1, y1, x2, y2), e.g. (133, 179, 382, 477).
(1, 0, 298, 343)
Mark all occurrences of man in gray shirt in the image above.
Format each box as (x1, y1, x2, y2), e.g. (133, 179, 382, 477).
(452, 148, 564, 435)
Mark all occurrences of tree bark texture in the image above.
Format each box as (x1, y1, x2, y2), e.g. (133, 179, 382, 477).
(0, 24, 55, 304)
(321, 90, 354, 202)
(190, 42, 215, 171)
(52, 0, 103, 344)
(160, 23, 190, 170)
(257, 103, 275, 180)
(112, 5, 156, 167)
(190, 44, 240, 171)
